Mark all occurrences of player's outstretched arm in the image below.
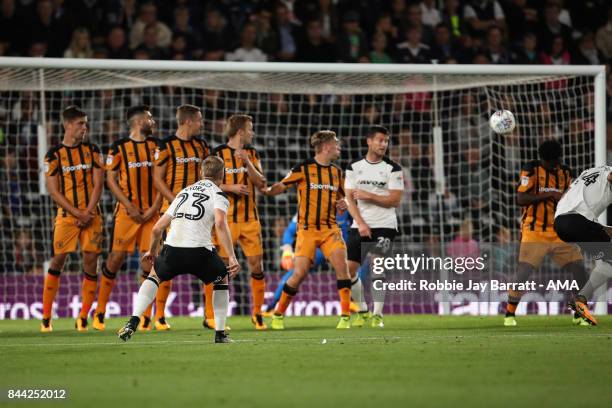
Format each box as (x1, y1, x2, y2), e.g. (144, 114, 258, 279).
(153, 162, 176, 203)
(106, 169, 144, 223)
(262, 182, 289, 196)
(142, 213, 171, 266)
(214, 209, 241, 277)
(45, 173, 90, 224)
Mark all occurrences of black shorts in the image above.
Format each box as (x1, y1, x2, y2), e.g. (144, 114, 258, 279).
(347, 228, 397, 264)
(154, 245, 228, 284)
(554, 213, 612, 261)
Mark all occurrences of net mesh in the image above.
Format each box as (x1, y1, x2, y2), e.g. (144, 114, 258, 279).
(0, 65, 600, 320)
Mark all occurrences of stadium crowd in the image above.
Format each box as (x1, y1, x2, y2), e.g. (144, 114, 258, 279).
(0, 0, 612, 282)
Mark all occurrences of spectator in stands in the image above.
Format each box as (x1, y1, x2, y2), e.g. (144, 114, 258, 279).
(14, 229, 43, 274)
(226, 22, 267, 62)
(63, 27, 92, 58)
(390, 0, 407, 32)
(447, 218, 480, 259)
(134, 24, 168, 60)
(538, 1, 572, 54)
(336, 10, 368, 62)
(0, 0, 24, 54)
(369, 31, 393, 63)
(540, 35, 571, 65)
(573, 32, 605, 65)
(170, 33, 190, 60)
(295, 19, 336, 62)
(503, 0, 539, 47)
(420, 0, 441, 28)
(482, 25, 510, 64)
(595, 6, 612, 61)
(430, 23, 460, 63)
(172, 6, 202, 59)
(374, 13, 399, 51)
(294, 0, 338, 42)
(29, 0, 62, 56)
(129, 1, 171, 50)
(463, 0, 505, 40)
(106, 26, 130, 59)
(274, 2, 299, 61)
(201, 8, 233, 54)
(441, 0, 463, 38)
(406, 3, 433, 46)
(511, 32, 539, 64)
(395, 25, 431, 64)
(28, 41, 47, 58)
(253, 7, 278, 58)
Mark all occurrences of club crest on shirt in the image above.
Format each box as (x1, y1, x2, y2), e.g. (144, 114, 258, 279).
(521, 176, 529, 186)
(154, 149, 160, 161)
(106, 155, 114, 166)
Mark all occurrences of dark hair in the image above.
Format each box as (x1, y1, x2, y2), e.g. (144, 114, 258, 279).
(367, 125, 389, 139)
(61, 105, 87, 122)
(126, 105, 150, 123)
(538, 139, 563, 161)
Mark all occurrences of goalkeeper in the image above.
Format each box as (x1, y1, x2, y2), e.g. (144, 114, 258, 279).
(265, 211, 366, 313)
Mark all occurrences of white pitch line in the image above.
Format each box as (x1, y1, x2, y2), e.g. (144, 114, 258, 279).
(0, 332, 610, 348)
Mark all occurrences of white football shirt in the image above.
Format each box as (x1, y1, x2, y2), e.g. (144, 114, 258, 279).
(555, 165, 612, 222)
(164, 179, 230, 249)
(345, 157, 404, 229)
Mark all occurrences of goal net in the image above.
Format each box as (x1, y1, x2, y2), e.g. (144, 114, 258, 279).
(0, 59, 606, 320)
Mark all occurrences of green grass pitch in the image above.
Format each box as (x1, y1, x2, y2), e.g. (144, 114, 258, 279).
(1, 315, 611, 408)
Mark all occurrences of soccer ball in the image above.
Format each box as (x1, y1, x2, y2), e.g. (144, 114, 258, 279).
(489, 110, 516, 134)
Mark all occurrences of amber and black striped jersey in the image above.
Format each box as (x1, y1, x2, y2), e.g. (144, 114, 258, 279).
(213, 144, 261, 223)
(106, 137, 158, 210)
(155, 135, 210, 212)
(281, 158, 344, 230)
(44, 142, 103, 216)
(517, 160, 573, 232)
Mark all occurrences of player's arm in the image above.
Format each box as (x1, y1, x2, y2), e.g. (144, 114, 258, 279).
(607, 172, 612, 183)
(236, 149, 266, 189)
(215, 208, 241, 277)
(45, 173, 90, 224)
(352, 189, 402, 208)
(142, 193, 162, 222)
(263, 163, 303, 196)
(86, 166, 104, 216)
(106, 169, 144, 223)
(153, 162, 176, 203)
(220, 183, 250, 195)
(142, 212, 171, 265)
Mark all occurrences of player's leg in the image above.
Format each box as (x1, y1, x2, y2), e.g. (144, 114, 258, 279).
(552, 242, 590, 325)
(238, 221, 266, 329)
(118, 270, 162, 342)
(92, 251, 125, 330)
(504, 262, 536, 326)
(266, 269, 294, 313)
(41, 252, 69, 332)
(271, 256, 311, 330)
(347, 228, 369, 324)
(365, 229, 396, 327)
(320, 228, 351, 328)
(76, 216, 103, 331)
(154, 226, 173, 330)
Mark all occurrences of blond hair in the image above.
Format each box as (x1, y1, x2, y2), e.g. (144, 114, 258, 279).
(201, 155, 225, 180)
(310, 130, 337, 153)
(225, 114, 253, 139)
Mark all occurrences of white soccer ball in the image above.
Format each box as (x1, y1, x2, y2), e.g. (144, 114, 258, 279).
(489, 110, 516, 134)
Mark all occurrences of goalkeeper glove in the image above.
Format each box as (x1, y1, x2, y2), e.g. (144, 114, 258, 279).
(280, 245, 294, 271)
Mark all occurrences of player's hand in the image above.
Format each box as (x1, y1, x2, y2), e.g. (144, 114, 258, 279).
(126, 203, 145, 224)
(227, 257, 241, 278)
(225, 184, 250, 195)
(141, 252, 156, 268)
(141, 207, 157, 222)
(336, 198, 348, 212)
(76, 209, 94, 227)
(235, 149, 250, 163)
(352, 190, 373, 202)
(358, 222, 372, 238)
(280, 245, 294, 271)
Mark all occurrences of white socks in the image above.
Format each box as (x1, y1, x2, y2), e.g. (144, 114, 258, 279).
(351, 277, 368, 312)
(213, 284, 229, 331)
(132, 277, 159, 318)
(579, 260, 612, 299)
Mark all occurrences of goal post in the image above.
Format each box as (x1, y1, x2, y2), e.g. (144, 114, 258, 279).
(0, 57, 606, 319)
